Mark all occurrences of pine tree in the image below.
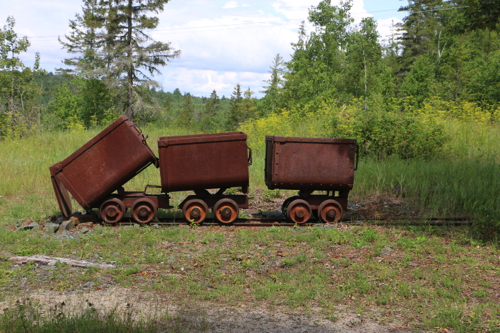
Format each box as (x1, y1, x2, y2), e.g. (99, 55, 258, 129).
(201, 90, 220, 132)
(106, 0, 180, 121)
(225, 84, 243, 131)
(58, 0, 106, 74)
(176, 93, 194, 128)
(396, 0, 449, 73)
(241, 88, 257, 121)
(59, 0, 180, 122)
(260, 53, 285, 116)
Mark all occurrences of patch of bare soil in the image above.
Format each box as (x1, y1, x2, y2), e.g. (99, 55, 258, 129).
(0, 287, 416, 333)
(247, 189, 420, 221)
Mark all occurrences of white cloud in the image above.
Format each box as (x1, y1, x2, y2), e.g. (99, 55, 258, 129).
(161, 67, 267, 97)
(377, 17, 403, 44)
(1, 0, 405, 98)
(223, 1, 238, 9)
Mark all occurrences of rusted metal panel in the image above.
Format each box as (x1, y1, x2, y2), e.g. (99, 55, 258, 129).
(158, 132, 251, 193)
(265, 136, 357, 191)
(49, 116, 157, 215)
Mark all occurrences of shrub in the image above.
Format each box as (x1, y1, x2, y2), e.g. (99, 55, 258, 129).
(330, 107, 449, 159)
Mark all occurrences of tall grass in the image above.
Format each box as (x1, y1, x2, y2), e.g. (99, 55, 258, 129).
(1, 117, 499, 239)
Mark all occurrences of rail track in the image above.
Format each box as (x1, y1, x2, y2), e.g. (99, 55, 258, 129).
(103, 216, 472, 228)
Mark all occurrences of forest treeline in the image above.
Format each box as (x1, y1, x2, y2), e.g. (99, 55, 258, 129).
(1, 0, 500, 158)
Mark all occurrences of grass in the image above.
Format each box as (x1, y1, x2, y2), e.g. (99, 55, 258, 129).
(1, 119, 500, 331)
(0, 297, 212, 332)
(0, 224, 499, 331)
(1, 121, 500, 230)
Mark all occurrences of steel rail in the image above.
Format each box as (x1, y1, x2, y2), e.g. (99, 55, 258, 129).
(103, 216, 472, 228)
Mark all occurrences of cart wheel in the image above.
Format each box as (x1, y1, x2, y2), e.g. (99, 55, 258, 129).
(286, 199, 312, 224)
(214, 198, 239, 224)
(318, 199, 343, 223)
(131, 198, 157, 224)
(100, 198, 126, 223)
(281, 196, 299, 218)
(182, 199, 209, 224)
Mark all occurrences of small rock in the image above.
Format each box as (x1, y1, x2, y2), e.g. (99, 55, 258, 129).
(17, 222, 39, 231)
(57, 220, 74, 234)
(81, 227, 89, 234)
(112, 253, 120, 257)
(70, 214, 98, 226)
(381, 247, 393, 255)
(45, 222, 60, 233)
(57, 230, 69, 237)
(82, 281, 95, 288)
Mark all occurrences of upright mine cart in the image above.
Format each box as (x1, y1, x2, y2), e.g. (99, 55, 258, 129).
(49, 116, 169, 224)
(157, 132, 252, 224)
(265, 136, 358, 224)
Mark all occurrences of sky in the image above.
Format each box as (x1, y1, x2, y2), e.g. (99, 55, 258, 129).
(1, 0, 407, 98)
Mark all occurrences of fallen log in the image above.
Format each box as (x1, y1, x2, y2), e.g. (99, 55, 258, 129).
(9, 255, 115, 269)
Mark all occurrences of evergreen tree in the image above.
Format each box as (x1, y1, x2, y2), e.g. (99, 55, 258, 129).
(400, 54, 436, 106)
(241, 88, 257, 120)
(176, 93, 194, 128)
(58, 0, 106, 74)
(201, 90, 220, 132)
(226, 84, 243, 131)
(458, 0, 500, 32)
(259, 53, 285, 116)
(59, 0, 180, 122)
(107, 0, 180, 121)
(396, 0, 450, 73)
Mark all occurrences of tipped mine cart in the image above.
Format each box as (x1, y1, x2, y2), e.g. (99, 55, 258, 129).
(157, 132, 252, 224)
(265, 136, 358, 224)
(49, 116, 169, 224)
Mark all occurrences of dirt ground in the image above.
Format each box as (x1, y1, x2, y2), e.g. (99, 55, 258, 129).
(0, 287, 416, 333)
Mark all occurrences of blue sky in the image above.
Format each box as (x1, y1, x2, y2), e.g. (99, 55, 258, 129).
(1, 0, 407, 98)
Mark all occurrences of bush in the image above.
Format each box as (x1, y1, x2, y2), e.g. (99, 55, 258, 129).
(240, 97, 449, 159)
(330, 107, 449, 159)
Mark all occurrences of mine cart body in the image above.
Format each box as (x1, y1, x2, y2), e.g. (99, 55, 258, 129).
(49, 116, 158, 217)
(265, 136, 357, 192)
(157, 132, 251, 193)
(265, 136, 358, 224)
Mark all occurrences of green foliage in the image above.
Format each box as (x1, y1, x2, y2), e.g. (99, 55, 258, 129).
(200, 90, 222, 132)
(399, 54, 436, 107)
(59, 0, 180, 122)
(47, 76, 116, 130)
(175, 93, 195, 128)
(0, 17, 45, 139)
(329, 101, 449, 159)
(242, 97, 449, 159)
